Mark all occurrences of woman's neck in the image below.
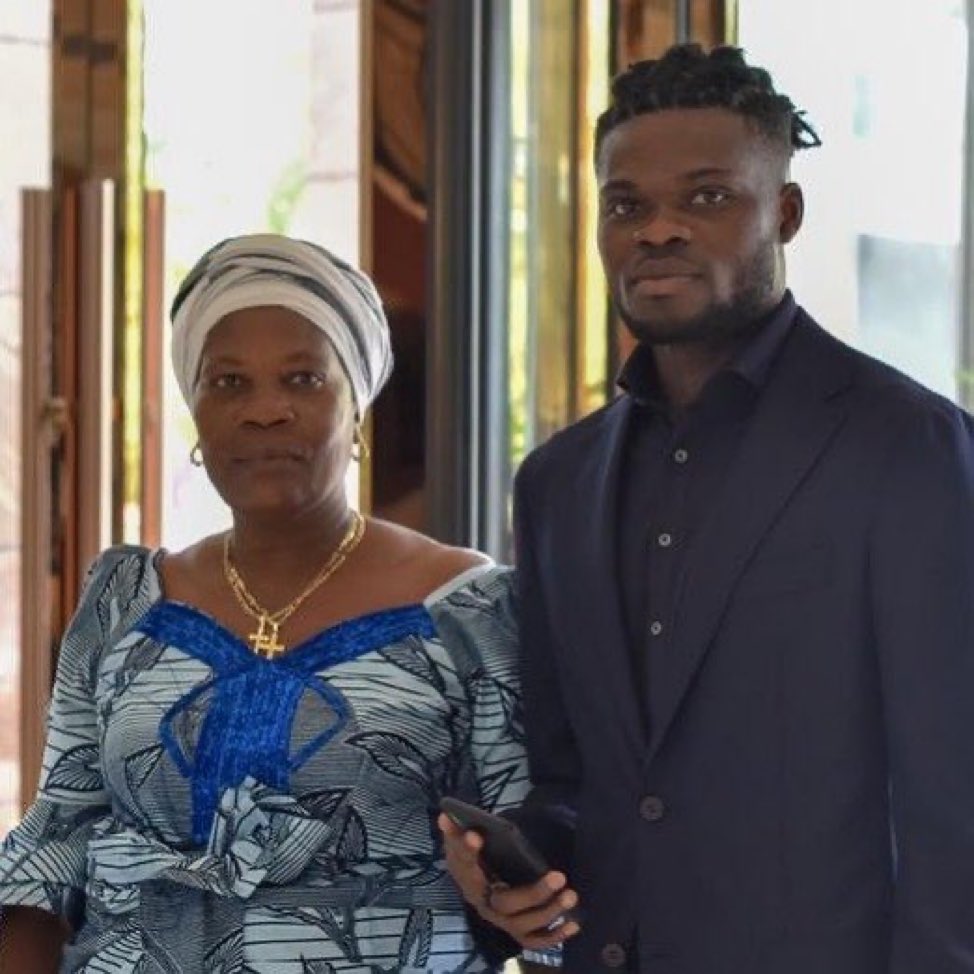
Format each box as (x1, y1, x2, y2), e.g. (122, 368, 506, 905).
(227, 496, 355, 593)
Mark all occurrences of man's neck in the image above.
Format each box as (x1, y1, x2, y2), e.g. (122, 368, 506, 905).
(651, 338, 744, 414)
(646, 291, 790, 413)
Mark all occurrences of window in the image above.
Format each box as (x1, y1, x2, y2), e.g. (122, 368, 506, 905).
(738, 0, 969, 400)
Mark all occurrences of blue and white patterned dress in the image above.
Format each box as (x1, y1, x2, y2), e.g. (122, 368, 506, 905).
(0, 546, 527, 973)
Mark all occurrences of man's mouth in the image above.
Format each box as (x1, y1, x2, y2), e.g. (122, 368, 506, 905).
(628, 257, 700, 283)
(629, 273, 699, 299)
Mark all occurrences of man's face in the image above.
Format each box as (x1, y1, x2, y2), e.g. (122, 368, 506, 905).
(596, 107, 803, 345)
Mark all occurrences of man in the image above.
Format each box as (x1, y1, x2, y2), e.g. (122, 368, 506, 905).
(441, 44, 974, 973)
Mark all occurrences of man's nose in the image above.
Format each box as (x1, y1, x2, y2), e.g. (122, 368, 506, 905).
(632, 208, 692, 247)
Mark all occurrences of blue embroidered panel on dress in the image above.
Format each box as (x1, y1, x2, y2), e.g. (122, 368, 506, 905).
(137, 601, 438, 844)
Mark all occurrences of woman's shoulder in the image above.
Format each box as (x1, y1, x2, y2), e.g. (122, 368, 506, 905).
(61, 545, 164, 675)
(359, 518, 515, 664)
(154, 534, 225, 605)
(82, 544, 160, 602)
(425, 570, 518, 689)
(362, 517, 500, 601)
(420, 545, 500, 602)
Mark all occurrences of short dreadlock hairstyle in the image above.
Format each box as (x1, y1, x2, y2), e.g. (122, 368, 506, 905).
(594, 44, 821, 168)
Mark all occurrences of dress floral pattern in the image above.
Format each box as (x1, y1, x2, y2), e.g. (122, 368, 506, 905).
(0, 547, 526, 973)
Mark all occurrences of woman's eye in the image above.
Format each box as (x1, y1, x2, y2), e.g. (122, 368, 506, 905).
(287, 371, 325, 388)
(211, 373, 244, 389)
(690, 188, 732, 206)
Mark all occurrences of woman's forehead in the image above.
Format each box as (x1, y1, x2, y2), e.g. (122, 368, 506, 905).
(201, 306, 333, 357)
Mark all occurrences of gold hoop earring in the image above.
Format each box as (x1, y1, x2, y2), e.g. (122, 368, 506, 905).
(189, 442, 204, 467)
(351, 425, 370, 463)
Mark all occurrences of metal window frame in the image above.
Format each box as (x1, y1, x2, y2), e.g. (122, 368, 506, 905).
(426, 0, 511, 555)
(676, 0, 692, 41)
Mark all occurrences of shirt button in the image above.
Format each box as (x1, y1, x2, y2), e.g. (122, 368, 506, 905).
(657, 532, 673, 548)
(649, 620, 664, 637)
(673, 447, 689, 464)
(600, 943, 628, 968)
(639, 795, 667, 822)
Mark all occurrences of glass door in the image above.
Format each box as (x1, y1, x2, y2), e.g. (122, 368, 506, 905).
(502, 0, 612, 557)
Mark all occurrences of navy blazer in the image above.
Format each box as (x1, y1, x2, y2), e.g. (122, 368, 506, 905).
(513, 309, 974, 973)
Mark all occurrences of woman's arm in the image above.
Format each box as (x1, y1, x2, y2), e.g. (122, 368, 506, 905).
(0, 905, 70, 973)
(432, 566, 579, 959)
(0, 550, 149, 961)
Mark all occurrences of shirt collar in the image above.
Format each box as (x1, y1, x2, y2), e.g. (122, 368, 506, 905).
(617, 291, 798, 410)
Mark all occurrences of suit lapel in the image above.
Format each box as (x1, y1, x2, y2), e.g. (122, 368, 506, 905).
(646, 316, 856, 762)
(570, 395, 646, 753)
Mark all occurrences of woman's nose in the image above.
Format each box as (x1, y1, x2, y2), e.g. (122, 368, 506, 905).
(239, 389, 296, 426)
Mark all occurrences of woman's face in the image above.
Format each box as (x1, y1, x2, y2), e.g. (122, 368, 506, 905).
(192, 305, 355, 519)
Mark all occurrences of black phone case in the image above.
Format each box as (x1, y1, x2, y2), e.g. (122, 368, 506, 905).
(440, 797, 550, 886)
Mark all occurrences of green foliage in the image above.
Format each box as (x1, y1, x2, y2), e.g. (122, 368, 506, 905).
(266, 159, 308, 235)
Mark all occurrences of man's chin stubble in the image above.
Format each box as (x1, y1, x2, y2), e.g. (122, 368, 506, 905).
(621, 311, 760, 346)
(619, 288, 777, 346)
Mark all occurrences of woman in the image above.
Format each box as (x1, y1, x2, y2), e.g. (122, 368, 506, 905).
(0, 235, 526, 972)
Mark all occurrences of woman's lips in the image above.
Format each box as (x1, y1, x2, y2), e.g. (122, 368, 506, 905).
(233, 450, 307, 467)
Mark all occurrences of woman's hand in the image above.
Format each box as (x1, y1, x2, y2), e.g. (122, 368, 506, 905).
(438, 813, 581, 951)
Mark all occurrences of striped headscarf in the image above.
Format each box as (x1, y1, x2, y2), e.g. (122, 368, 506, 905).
(170, 234, 393, 420)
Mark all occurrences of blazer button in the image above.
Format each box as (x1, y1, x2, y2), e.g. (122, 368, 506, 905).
(600, 942, 628, 968)
(639, 794, 666, 822)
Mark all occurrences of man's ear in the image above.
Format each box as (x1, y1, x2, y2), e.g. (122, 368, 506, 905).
(779, 182, 804, 243)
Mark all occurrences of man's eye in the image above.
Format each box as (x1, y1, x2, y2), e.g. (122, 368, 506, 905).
(603, 199, 638, 219)
(690, 188, 732, 206)
(608, 200, 636, 218)
(211, 373, 244, 389)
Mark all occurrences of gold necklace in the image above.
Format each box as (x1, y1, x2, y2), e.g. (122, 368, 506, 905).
(223, 512, 366, 659)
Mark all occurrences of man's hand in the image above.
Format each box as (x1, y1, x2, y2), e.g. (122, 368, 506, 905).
(438, 813, 581, 951)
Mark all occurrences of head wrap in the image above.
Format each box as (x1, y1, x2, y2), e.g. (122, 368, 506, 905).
(170, 234, 393, 420)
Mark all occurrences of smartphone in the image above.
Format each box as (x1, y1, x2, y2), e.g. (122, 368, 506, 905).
(440, 796, 551, 886)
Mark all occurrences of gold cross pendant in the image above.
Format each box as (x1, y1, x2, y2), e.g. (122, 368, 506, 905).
(248, 615, 286, 659)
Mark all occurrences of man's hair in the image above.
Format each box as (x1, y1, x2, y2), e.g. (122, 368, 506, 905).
(594, 44, 821, 166)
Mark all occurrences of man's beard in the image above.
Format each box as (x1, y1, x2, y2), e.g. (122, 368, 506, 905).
(620, 249, 779, 346)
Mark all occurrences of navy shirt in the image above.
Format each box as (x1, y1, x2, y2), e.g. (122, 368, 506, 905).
(616, 292, 798, 732)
